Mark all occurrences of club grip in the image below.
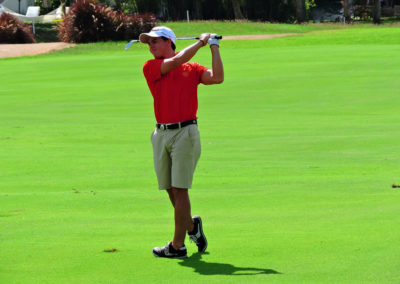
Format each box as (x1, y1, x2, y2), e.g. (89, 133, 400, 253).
(195, 35, 223, 40)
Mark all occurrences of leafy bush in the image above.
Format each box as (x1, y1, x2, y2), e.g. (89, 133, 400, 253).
(123, 13, 158, 42)
(0, 13, 36, 43)
(57, 0, 156, 43)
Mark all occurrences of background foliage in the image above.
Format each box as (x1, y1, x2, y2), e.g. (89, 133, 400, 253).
(57, 0, 156, 43)
(27, 0, 399, 25)
(131, 0, 300, 21)
(0, 13, 36, 43)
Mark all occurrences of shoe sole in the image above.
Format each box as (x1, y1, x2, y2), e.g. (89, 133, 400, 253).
(152, 252, 188, 259)
(194, 215, 208, 253)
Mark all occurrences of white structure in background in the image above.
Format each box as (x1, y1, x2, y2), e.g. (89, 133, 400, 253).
(0, 1, 69, 22)
(1, 0, 35, 15)
(26, 6, 39, 33)
(1, 0, 69, 34)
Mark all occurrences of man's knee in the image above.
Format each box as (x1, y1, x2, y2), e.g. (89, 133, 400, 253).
(171, 187, 188, 194)
(171, 187, 189, 202)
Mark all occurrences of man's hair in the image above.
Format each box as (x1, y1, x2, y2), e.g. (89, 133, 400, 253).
(161, 36, 176, 51)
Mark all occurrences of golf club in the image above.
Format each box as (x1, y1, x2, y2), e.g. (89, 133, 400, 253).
(125, 35, 223, 50)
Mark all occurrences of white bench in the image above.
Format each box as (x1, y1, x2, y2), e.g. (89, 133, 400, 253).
(26, 6, 40, 34)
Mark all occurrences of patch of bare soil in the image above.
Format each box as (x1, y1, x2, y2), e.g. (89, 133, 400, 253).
(0, 42, 75, 59)
(224, 33, 297, 40)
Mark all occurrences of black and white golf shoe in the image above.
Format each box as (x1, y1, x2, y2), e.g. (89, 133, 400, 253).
(152, 243, 187, 259)
(188, 216, 207, 253)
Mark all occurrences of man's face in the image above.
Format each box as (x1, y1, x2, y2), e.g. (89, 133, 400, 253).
(148, 37, 171, 59)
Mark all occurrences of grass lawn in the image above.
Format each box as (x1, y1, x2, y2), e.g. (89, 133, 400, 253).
(34, 20, 400, 43)
(1, 24, 400, 283)
(34, 20, 334, 43)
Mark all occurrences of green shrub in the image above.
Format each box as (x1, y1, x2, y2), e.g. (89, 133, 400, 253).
(0, 13, 36, 43)
(57, 0, 156, 43)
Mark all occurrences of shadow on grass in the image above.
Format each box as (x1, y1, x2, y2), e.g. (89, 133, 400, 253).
(178, 252, 282, 276)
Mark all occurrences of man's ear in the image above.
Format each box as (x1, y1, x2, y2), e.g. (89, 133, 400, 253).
(167, 38, 174, 51)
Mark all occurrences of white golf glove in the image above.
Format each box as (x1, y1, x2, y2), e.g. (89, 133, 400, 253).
(208, 34, 220, 47)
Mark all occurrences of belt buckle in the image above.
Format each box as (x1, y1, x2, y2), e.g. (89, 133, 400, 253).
(160, 124, 166, 130)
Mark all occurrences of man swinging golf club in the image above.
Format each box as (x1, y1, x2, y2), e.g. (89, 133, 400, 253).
(140, 26, 224, 258)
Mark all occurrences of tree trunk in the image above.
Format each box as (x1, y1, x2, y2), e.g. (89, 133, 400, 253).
(296, 0, 306, 23)
(193, 0, 202, 20)
(42, 0, 51, 8)
(60, 0, 66, 17)
(159, 0, 168, 20)
(231, 0, 245, 20)
(344, 0, 351, 23)
(373, 0, 381, 23)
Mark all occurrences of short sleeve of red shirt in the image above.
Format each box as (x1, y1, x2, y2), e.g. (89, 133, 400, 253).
(143, 59, 163, 83)
(189, 62, 208, 82)
(142, 59, 208, 124)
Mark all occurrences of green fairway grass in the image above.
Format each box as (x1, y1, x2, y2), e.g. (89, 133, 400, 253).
(161, 20, 346, 36)
(1, 25, 400, 283)
(161, 20, 400, 37)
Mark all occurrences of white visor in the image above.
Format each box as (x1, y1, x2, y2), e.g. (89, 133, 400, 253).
(139, 26, 177, 44)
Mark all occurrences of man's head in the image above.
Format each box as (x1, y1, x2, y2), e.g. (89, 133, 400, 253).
(139, 26, 176, 58)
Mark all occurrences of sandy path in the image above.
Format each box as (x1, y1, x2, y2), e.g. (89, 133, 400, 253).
(0, 33, 297, 59)
(0, 42, 76, 59)
(223, 33, 297, 40)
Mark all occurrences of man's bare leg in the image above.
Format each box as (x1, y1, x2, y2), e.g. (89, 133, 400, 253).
(166, 188, 175, 207)
(170, 187, 194, 249)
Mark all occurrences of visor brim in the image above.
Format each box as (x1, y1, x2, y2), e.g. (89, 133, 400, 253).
(139, 32, 160, 44)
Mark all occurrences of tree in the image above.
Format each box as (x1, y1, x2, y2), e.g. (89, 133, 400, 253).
(295, 0, 306, 22)
(135, 0, 160, 15)
(373, 0, 381, 24)
(343, 0, 351, 23)
(129, 0, 299, 22)
(60, 0, 66, 17)
(193, 0, 203, 19)
(231, 0, 245, 19)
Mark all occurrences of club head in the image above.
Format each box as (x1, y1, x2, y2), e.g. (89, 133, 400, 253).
(125, 40, 139, 50)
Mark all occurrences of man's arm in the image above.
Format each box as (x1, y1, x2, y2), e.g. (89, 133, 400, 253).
(161, 33, 210, 75)
(201, 44, 224, 85)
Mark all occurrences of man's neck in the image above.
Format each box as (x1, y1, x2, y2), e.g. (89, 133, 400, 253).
(164, 50, 176, 59)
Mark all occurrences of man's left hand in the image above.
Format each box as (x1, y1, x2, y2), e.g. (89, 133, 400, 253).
(208, 34, 220, 47)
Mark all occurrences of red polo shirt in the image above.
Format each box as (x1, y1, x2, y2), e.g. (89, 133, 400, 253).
(143, 58, 208, 124)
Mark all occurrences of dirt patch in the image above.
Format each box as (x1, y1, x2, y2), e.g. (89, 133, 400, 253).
(224, 33, 298, 40)
(0, 42, 75, 59)
(0, 34, 297, 59)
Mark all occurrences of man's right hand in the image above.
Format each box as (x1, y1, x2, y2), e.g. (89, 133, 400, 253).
(198, 33, 211, 46)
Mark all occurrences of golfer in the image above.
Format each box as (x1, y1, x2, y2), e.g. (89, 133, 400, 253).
(139, 26, 224, 258)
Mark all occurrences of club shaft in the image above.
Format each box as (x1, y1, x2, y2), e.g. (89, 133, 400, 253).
(125, 35, 222, 50)
(178, 36, 223, 40)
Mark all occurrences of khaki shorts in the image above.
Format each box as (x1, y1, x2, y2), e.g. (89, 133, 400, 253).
(151, 124, 201, 190)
